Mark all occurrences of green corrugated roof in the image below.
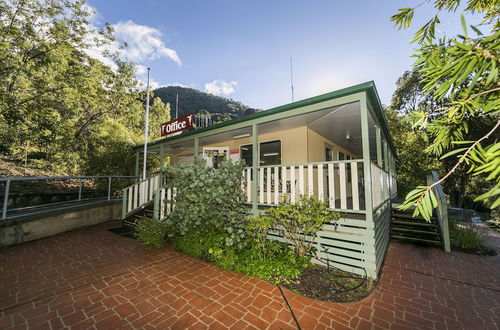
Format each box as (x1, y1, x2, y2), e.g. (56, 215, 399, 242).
(139, 81, 395, 155)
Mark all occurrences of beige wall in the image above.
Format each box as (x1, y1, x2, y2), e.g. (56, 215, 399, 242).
(170, 125, 358, 165)
(306, 128, 358, 162)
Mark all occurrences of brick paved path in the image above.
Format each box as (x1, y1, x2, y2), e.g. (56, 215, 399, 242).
(0, 221, 499, 329)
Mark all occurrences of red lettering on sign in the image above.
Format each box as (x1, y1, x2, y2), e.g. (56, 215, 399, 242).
(160, 114, 193, 136)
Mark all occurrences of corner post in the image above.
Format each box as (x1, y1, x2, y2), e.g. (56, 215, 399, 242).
(360, 94, 375, 277)
(251, 124, 259, 215)
(375, 126, 382, 167)
(383, 140, 389, 172)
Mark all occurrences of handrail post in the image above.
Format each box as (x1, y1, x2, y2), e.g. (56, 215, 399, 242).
(107, 176, 112, 200)
(78, 180, 83, 200)
(2, 179, 10, 220)
(122, 188, 127, 219)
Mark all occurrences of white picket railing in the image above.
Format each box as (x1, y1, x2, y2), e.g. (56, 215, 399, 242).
(153, 187, 176, 221)
(371, 163, 391, 209)
(121, 173, 161, 218)
(243, 160, 365, 211)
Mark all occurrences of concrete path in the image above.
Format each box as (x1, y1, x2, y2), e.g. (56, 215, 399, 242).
(0, 221, 498, 329)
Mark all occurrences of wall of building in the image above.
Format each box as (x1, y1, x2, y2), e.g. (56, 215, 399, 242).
(170, 125, 358, 166)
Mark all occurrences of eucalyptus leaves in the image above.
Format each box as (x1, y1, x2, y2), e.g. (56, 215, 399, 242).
(392, 0, 499, 219)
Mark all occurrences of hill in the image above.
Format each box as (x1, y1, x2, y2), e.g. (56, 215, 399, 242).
(153, 86, 252, 121)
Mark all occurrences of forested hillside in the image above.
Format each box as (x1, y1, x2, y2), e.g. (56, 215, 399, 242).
(0, 0, 169, 176)
(154, 86, 251, 121)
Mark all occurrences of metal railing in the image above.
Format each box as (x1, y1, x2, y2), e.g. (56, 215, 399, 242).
(0, 175, 139, 220)
(428, 171, 451, 252)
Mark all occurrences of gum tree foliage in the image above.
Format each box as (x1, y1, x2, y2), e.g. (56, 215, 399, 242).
(0, 0, 170, 174)
(388, 71, 494, 210)
(385, 103, 441, 199)
(392, 0, 500, 219)
(161, 160, 248, 247)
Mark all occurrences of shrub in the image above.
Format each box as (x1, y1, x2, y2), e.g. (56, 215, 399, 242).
(449, 221, 484, 251)
(162, 159, 247, 248)
(233, 241, 309, 285)
(131, 217, 169, 248)
(250, 195, 340, 256)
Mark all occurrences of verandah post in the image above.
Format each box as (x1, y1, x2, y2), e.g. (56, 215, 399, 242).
(360, 94, 375, 278)
(194, 137, 199, 160)
(376, 126, 382, 167)
(251, 124, 259, 215)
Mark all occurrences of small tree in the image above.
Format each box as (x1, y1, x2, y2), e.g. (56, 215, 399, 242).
(251, 195, 340, 257)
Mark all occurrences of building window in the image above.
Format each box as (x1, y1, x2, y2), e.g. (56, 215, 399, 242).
(240, 140, 281, 166)
(325, 144, 333, 161)
(338, 151, 352, 161)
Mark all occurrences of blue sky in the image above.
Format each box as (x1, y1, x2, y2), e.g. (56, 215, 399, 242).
(87, 0, 471, 109)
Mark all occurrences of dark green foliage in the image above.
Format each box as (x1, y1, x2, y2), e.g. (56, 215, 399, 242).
(0, 0, 170, 175)
(391, 1, 500, 219)
(162, 159, 248, 246)
(153, 86, 250, 120)
(232, 241, 309, 285)
(171, 232, 309, 285)
(131, 217, 169, 248)
(161, 161, 312, 284)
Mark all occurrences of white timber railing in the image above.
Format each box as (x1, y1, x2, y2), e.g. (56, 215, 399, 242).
(153, 187, 176, 221)
(121, 173, 161, 218)
(371, 163, 391, 210)
(243, 160, 365, 212)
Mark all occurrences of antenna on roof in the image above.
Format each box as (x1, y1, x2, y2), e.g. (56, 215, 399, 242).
(290, 56, 295, 102)
(175, 93, 179, 118)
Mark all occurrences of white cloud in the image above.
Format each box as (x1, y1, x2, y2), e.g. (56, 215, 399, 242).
(112, 20, 181, 65)
(204, 80, 238, 96)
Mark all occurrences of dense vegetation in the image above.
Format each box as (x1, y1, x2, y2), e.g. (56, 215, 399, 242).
(134, 160, 336, 285)
(387, 69, 496, 213)
(0, 0, 252, 176)
(392, 0, 499, 219)
(0, 0, 171, 175)
(154, 86, 251, 122)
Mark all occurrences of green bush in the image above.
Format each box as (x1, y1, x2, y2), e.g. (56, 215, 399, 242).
(162, 159, 247, 248)
(233, 241, 309, 285)
(160, 162, 333, 285)
(449, 221, 484, 251)
(249, 195, 339, 256)
(131, 217, 169, 248)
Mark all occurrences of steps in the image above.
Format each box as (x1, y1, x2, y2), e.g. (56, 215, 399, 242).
(391, 209, 442, 247)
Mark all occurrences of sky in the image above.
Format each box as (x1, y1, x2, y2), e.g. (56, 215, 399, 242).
(86, 0, 473, 110)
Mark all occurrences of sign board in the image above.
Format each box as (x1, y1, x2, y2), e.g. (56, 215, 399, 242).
(161, 114, 193, 137)
(229, 149, 240, 163)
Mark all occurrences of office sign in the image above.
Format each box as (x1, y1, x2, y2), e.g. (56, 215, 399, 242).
(161, 114, 193, 136)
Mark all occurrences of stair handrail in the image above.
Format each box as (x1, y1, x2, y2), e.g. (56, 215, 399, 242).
(152, 185, 176, 221)
(121, 172, 162, 219)
(427, 171, 451, 252)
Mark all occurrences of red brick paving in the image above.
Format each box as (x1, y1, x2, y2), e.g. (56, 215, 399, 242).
(0, 221, 499, 329)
